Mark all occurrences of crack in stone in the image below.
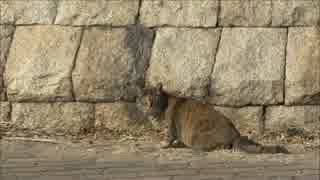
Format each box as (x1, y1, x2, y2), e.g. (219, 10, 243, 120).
(270, 0, 273, 26)
(215, 0, 222, 28)
(206, 28, 222, 100)
(283, 27, 289, 105)
(260, 106, 267, 136)
(2, 26, 16, 102)
(140, 27, 157, 91)
(70, 28, 85, 102)
(51, 0, 59, 24)
(8, 102, 12, 125)
(135, 0, 143, 24)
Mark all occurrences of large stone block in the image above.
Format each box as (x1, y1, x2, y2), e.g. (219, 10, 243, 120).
(285, 28, 320, 105)
(272, 0, 320, 26)
(265, 106, 320, 132)
(214, 106, 263, 137)
(140, 0, 218, 27)
(0, 102, 11, 125)
(147, 28, 221, 99)
(0, 0, 57, 24)
(95, 103, 147, 131)
(219, 0, 272, 26)
(73, 26, 154, 102)
(209, 28, 287, 106)
(11, 103, 95, 135)
(55, 0, 139, 26)
(4, 26, 82, 102)
(0, 26, 15, 100)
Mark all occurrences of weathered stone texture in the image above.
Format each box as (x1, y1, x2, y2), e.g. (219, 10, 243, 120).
(219, 0, 272, 26)
(147, 28, 221, 99)
(73, 26, 154, 102)
(286, 28, 320, 105)
(0, 26, 14, 64)
(209, 28, 287, 106)
(0, 0, 57, 24)
(140, 0, 218, 27)
(4, 26, 82, 102)
(11, 103, 95, 135)
(272, 0, 320, 26)
(95, 103, 147, 131)
(0, 102, 11, 124)
(55, 0, 139, 25)
(214, 106, 263, 137)
(0, 26, 14, 100)
(265, 106, 320, 132)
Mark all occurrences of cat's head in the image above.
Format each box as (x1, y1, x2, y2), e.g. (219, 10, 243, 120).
(136, 84, 168, 121)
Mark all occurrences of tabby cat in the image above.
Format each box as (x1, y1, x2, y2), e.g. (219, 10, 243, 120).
(136, 85, 289, 154)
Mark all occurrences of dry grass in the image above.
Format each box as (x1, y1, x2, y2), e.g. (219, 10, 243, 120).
(1, 122, 319, 153)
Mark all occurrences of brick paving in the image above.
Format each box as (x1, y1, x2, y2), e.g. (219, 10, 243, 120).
(0, 139, 319, 180)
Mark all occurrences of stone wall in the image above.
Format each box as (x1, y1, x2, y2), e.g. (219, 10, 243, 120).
(0, 0, 319, 137)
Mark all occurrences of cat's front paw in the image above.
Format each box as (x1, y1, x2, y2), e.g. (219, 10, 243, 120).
(160, 140, 172, 149)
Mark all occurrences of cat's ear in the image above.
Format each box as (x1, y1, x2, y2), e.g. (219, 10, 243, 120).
(155, 83, 163, 95)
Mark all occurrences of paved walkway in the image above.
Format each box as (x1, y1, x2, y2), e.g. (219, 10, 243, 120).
(0, 138, 319, 180)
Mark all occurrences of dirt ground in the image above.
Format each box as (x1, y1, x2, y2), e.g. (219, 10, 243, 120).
(1, 121, 319, 159)
(1, 123, 320, 180)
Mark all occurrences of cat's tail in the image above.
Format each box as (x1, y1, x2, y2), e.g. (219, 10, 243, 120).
(233, 136, 289, 154)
